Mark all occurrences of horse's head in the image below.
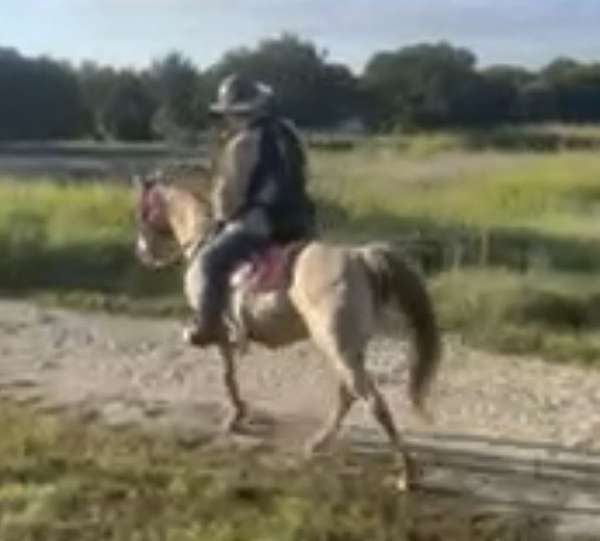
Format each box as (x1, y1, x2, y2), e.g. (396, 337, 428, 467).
(132, 163, 213, 268)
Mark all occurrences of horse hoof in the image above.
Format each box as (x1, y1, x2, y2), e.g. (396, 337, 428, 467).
(222, 420, 241, 434)
(221, 408, 248, 434)
(303, 444, 316, 458)
(182, 326, 200, 345)
(182, 325, 218, 347)
(396, 473, 409, 492)
(304, 437, 329, 457)
(398, 456, 421, 492)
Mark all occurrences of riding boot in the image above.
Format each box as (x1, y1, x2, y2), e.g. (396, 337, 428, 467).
(184, 318, 224, 347)
(184, 222, 267, 347)
(186, 293, 229, 346)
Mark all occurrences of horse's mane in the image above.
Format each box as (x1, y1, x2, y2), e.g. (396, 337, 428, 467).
(144, 161, 214, 223)
(157, 161, 213, 200)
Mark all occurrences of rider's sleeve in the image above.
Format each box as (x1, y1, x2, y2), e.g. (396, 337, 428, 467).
(212, 130, 260, 222)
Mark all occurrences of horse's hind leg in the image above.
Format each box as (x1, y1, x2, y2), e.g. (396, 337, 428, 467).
(349, 368, 417, 490)
(307, 381, 355, 454)
(218, 344, 248, 432)
(365, 377, 417, 489)
(311, 336, 416, 487)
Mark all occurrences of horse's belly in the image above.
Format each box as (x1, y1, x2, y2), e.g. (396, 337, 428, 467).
(244, 290, 307, 347)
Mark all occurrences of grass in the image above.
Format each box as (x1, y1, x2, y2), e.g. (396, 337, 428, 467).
(0, 178, 180, 299)
(313, 150, 600, 237)
(0, 402, 562, 540)
(4, 144, 600, 363)
(431, 269, 600, 364)
(0, 143, 598, 539)
(313, 150, 600, 273)
(312, 148, 600, 364)
(308, 123, 600, 154)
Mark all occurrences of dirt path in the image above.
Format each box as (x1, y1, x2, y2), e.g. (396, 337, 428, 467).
(1, 299, 600, 538)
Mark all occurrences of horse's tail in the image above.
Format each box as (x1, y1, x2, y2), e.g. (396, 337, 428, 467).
(360, 244, 441, 416)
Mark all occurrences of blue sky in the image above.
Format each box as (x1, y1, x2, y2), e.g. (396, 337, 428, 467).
(2, 0, 599, 72)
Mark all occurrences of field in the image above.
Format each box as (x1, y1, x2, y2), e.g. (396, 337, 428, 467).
(3, 134, 600, 362)
(313, 146, 600, 363)
(0, 401, 568, 541)
(2, 133, 600, 539)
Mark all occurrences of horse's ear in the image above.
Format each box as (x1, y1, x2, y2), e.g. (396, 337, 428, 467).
(131, 174, 143, 190)
(131, 173, 156, 191)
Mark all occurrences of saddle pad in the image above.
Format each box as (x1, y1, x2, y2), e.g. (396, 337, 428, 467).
(234, 242, 304, 293)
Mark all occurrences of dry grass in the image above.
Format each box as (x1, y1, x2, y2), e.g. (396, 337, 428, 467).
(0, 402, 560, 541)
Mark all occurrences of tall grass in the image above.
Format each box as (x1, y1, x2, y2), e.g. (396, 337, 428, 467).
(308, 124, 600, 155)
(313, 151, 600, 272)
(0, 177, 179, 301)
(4, 146, 600, 362)
(310, 149, 600, 363)
(432, 269, 600, 363)
(314, 151, 600, 233)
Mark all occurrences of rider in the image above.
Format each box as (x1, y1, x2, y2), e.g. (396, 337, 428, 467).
(188, 73, 316, 345)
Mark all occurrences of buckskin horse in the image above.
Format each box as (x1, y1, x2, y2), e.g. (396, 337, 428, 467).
(133, 164, 441, 489)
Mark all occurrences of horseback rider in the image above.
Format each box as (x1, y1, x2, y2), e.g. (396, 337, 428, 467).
(187, 73, 316, 345)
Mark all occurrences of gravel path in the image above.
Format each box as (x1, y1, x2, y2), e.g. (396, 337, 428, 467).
(1, 299, 600, 537)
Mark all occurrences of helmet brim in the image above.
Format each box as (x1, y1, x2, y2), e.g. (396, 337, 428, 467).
(208, 103, 256, 115)
(209, 88, 272, 116)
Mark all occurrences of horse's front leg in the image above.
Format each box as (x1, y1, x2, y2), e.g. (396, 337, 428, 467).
(218, 344, 249, 433)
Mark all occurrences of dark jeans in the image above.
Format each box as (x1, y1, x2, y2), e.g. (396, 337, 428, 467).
(194, 223, 267, 338)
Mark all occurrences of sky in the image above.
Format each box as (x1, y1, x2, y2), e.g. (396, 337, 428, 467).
(2, 0, 599, 73)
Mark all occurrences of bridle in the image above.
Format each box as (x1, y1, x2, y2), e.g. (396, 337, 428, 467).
(137, 181, 217, 267)
(180, 224, 217, 262)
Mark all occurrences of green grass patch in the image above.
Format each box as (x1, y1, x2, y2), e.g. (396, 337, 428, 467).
(432, 268, 600, 363)
(313, 151, 600, 272)
(0, 403, 558, 541)
(0, 177, 180, 296)
(33, 290, 186, 318)
(308, 124, 600, 155)
(311, 149, 600, 363)
(313, 151, 600, 234)
(5, 147, 600, 364)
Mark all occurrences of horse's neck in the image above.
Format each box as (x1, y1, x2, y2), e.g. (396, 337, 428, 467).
(164, 187, 212, 255)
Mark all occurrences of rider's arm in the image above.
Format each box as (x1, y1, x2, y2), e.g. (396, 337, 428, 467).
(212, 130, 260, 222)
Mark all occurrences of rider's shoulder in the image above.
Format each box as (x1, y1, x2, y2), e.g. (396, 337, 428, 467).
(225, 128, 260, 160)
(278, 117, 301, 137)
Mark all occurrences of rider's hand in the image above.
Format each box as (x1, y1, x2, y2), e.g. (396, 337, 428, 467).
(211, 220, 226, 237)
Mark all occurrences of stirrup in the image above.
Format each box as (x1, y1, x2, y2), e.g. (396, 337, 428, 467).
(182, 323, 222, 347)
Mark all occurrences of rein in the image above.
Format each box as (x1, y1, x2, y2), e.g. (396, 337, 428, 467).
(137, 176, 218, 266)
(181, 219, 222, 262)
(181, 232, 207, 261)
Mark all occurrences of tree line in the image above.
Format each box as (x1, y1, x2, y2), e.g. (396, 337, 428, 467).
(2, 35, 600, 141)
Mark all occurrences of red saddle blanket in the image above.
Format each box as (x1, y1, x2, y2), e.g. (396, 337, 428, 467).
(234, 242, 305, 293)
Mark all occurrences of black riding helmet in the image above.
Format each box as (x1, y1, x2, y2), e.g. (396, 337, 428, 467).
(209, 74, 273, 116)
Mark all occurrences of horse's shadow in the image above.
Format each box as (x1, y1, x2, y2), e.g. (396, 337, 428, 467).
(172, 401, 600, 537)
(230, 408, 279, 439)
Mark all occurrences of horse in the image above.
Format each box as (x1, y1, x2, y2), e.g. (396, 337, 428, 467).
(133, 163, 441, 488)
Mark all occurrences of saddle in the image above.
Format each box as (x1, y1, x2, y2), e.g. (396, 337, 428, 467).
(230, 241, 305, 293)
(226, 241, 306, 349)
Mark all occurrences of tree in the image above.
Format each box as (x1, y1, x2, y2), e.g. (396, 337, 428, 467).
(551, 64, 600, 122)
(208, 34, 359, 128)
(363, 42, 478, 130)
(478, 65, 535, 123)
(0, 49, 91, 140)
(78, 61, 120, 138)
(517, 81, 559, 121)
(541, 57, 580, 82)
(7, 40, 600, 140)
(314, 63, 361, 126)
(103, 72, 157, 141)
(148, 52, 210, 139)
